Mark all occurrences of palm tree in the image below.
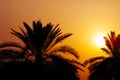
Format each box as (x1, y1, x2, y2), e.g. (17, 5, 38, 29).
(84, 31, 120, 80)
(0, 20, 84, 80)
(0, 21, 79, 62)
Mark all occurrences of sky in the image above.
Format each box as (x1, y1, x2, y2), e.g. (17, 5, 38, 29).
(1, 0, 120, 79)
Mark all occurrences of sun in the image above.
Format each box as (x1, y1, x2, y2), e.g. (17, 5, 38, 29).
(94, 34, 105, 47)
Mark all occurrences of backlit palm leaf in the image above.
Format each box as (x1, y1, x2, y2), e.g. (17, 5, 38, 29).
(101, 48, 111, 55)
(85, 31, 120, 80)
(0, 42, 23, 49)
(83, 56, 105, 66)
(49, 45, 79, 59)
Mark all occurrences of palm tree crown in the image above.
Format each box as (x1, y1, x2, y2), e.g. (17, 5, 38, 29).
(0, 21, 80, 63)
(84, 31, 120, 80)
(0, 20, 85, 80)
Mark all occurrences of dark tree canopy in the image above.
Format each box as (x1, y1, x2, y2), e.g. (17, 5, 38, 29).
(0, 20, 83, 80)
(84, 31, 120, 80)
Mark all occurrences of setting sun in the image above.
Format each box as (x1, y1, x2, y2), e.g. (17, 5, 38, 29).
(94, 34, 105, 47)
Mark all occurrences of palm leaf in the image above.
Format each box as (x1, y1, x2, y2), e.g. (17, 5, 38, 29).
(0, 49, 25, 62)
(83, 56, 105, 66)
(11, 29, 27, 43)
(48, 54, 84, 71)
(49, 45, 79, 59)
(41, 23, 53, 47)
(46, 33, 72, 53)
(33, 21, 42, 41)
(67, 59, 85, 72)
(89, 57, 113, 73)
(0, 42, 24, 50)
(104, 37, 114, 53)
(19, 26, 27, 37)
(11, 29, 33, 50)
(23, 22, 34, 44)
(55, 33, 72, 44)
(51, 24, 61, 38)
(101, 48, 111, 55)
(41, 24, 62, 53)
(108, 31, 116, 42)
(88, 61, 102, 73)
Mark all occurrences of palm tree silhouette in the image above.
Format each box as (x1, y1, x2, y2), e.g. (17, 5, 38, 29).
(0, 21, 79, 63)
(84, 31, 120, 80)
(0, 20, 84, 80)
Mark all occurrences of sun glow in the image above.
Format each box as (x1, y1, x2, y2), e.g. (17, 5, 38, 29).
(94, 34, 105, 47)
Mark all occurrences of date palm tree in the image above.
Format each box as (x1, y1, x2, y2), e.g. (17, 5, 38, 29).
(0, 20, 84, 80)
(84, 31, 120, 80)
(0, 21, 80, 63)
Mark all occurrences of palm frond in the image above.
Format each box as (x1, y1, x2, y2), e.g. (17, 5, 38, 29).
(101, 48, 111, 55)
(11, 29, 33, 50)
(50, 24, 61, 38)
(88, 61, 102, 73)
(41, 23, 53, 46)
(55, 33, 72, 44)
(36, 23, 54, 52)
(45, 33, 72, 53)
(67, 59, 85, 72)
(88, 57, 113, 73)
(47, 54, 84, 71)
(11, 28, 27, 42)
(33, 21, 42, 38)
(19, 26, 27, 37)
(0, 42, 23, 49)
(23, 22, 34, 43)
(41, 24, 62, 53)
(48, 24, 62, 44)
(0, 49, 25, 62)
(104, 37, 113, 53)
(115, 35, 120, 47)
(49, 45, 79, 59)
(83, 56, 105, 66)
(108, 31, 116, 42)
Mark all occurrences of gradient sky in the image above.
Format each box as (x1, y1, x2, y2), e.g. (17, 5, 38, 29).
(1, 0, 120, 79)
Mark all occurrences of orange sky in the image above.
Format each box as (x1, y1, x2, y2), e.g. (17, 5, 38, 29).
(1, 0, 120, 79)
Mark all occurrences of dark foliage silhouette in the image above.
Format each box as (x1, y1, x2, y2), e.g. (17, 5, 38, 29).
(0, 56, 81, 80)
(0, 20, 84, 80)
(84, 31, 120, 80)
(0, 21, 79, 63)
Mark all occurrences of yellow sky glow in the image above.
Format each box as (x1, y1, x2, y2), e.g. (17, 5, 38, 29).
(0, 0, 120, 67)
